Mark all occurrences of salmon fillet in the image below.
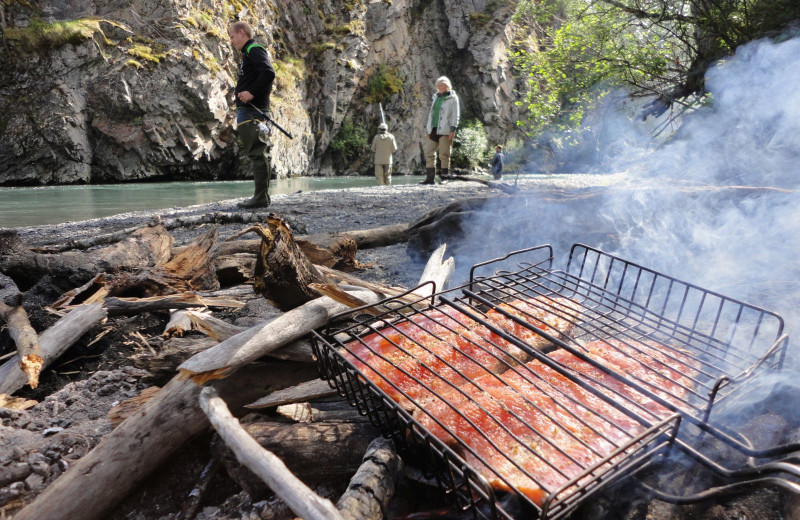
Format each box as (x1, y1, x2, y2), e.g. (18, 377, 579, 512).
(341, 297, 580, 410)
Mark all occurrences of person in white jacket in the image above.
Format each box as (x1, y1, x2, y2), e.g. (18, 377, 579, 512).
(422, 76, 460, 185)
(371, 123, 398, 185)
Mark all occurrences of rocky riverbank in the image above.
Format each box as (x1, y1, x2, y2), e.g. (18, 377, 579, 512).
(6, 173, 790, 520)
(1, 174, 630, 519)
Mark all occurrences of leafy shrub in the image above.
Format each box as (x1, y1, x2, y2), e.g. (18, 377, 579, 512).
(329, 119, 368, 163)
(451, 120, 489, 170)
(364, 65, 403, 104)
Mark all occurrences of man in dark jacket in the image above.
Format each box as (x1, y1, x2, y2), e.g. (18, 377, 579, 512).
(228, 21, 276, 208)
(490, 145, 504, 180)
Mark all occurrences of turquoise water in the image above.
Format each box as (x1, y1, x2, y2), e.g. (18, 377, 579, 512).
(0, 176, 424, 228)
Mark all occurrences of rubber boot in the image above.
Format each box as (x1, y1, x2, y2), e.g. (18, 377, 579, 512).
(440, 168, 449, 179)
(237, 160, 271, 208)
(420, 167, 436, 185)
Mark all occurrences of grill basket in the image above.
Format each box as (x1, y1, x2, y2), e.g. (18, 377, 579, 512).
(311, 244, 795, 519)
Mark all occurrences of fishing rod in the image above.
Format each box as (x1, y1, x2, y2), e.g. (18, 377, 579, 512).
(247, 103, 294, 139)
(379, 103, 386, 126)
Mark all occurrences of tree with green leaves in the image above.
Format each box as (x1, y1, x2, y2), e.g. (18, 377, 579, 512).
(513, 0, 800, 141)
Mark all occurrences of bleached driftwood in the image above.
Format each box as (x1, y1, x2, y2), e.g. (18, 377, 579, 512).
(246, 378, 336, 409)
(12, 361, 319, 520)
(211, 412, 378, 499)
(103, 293, 244, 316)
(0, 303, 107, 395)
(336, 437, 403, 520)
(163, 309, 197, 338)
(0, 296, 42, 388)
(412, 243, 455, 297)
(13, 247, 452, 520)
(185, 310, 246, 341)
(200, 387, 344, 520)
(176, 289, 379, 384)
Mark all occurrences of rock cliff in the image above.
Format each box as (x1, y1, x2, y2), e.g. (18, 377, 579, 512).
(0, 0, 521, 185)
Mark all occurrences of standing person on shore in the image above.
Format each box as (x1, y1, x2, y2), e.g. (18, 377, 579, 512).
(421, 76, 460, 185)
(371, 123, 398, 186)
(228, 21, 276, 208)
(490, 145, 504, 180)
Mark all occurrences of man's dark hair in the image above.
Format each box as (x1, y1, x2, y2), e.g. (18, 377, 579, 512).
(230, 21, 253, 38)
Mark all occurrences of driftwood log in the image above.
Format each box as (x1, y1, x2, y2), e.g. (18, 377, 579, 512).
(212, 411, 378, 500)
(246, 378, 337, 410)
(440, 173, 519, 194)
(0, 295, 41, 388)
(216, 221, 410, 258)
(0, 224, 173, 291)
(102, 293, 244, 316)
(249, 217, 332, 310)
(13, 244, 450, 520)
(132, 318, 314, 383)
(0, 303, 107, 395)
(107, 226, 220, 297)
(176, 289, 379, 384)
(27, 212, 306, 253)
(12, 361, 319, 520)
(201, 387, 345, 520)
(337, 437, 403, 520)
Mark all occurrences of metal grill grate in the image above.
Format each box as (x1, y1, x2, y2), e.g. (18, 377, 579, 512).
(312, 244, 793, 519)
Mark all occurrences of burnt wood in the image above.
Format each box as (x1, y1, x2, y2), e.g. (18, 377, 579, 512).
(213, 415, 379, 500)
(252, 217, 331, 310)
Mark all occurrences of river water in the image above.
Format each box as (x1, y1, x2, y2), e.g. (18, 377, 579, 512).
(0, 176, 425, 228)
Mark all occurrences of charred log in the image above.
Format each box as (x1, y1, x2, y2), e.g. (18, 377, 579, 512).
(212, 413, 379, 501)
(1, 224, 173, 294)
(107, 226, 219, 298)
(251, 217, 331, 310)
(337, 437, 403, 520)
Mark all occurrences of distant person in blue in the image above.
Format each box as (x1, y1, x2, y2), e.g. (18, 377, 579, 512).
(490, 145, 504, 180)
(228, 21, 276, 208)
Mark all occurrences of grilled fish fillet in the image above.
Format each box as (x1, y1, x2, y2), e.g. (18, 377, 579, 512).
(342, 296, 580, 410)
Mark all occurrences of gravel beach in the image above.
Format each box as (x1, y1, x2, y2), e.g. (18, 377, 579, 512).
(15, 173, 625, 289)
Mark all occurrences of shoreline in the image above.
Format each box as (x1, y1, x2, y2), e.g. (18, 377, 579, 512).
(12, 173, 626, 247)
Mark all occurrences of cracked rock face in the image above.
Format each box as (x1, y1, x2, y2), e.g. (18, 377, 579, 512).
(0, 0, 521, 185)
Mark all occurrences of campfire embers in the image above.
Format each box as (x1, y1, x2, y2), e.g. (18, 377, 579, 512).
(312, 244, 795, 519)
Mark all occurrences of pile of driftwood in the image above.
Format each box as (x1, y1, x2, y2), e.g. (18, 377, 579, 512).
(0, 206, 461, 519)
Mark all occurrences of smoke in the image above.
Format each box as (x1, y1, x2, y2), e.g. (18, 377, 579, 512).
(450, 36, 800, 335)
(438, 37, 800, 433)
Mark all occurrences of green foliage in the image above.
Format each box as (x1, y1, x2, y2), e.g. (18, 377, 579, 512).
(451, 120, 489, 170)
(511, 0, 800, 144)
(329, 119, 368, 163)
(274, 56, 306, 91)
(364, 65, 403, 104)
(127, 43, 166, 64)
(513, 0, 676, 143)
(5, 18, 99, 52)
(469, 12, 491, 26)
(310, 42, 337, 55)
